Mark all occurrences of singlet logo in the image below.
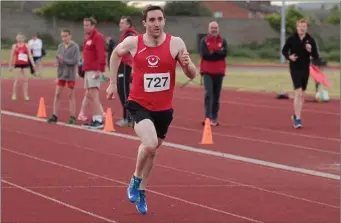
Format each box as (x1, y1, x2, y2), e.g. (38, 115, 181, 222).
(146, 55, 160, 68)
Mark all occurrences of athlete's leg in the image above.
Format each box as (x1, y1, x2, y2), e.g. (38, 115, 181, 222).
(211, 75, 224, 125)
(68, 82, 76, 117)
(12, 68, 20, 100)
(203, 74, 214, 120)
(22, 67, 29, 100)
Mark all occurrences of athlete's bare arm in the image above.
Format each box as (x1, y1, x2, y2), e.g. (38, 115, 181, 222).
(109, 36, 137, 85)
(26, 44, 35, 66)
(171, 37, 197, 79)
(9, 44, 16, 67)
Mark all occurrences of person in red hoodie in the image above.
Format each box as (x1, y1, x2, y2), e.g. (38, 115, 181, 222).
(82, 17, 106, 129)
(115, 16, 137, 127)
(199, 21, 227, 126)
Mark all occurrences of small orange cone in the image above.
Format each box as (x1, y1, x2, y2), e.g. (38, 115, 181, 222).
(103, 108, 115, 132)
(200, 118, 213, 144)
(36, 97, 47, 118)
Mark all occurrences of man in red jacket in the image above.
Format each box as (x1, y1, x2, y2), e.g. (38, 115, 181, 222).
(199, 21, 227, 126)
(115, 16, 137, 127)
(82, 17, 106, 129)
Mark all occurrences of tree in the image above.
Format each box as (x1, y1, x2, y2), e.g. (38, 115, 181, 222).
(265, 6, 311, 35)
(164, 1, 212, 16)
(325, 5, 340, 24)
(34, 1, 140, 22)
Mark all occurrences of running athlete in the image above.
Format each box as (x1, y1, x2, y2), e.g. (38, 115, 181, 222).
(9, 33, 36, 101)
(106, 5, 197, 215)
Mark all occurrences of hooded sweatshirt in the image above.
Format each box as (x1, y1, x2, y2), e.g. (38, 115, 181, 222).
(118, 27, 138, 66)
(56, 41, 80, 81)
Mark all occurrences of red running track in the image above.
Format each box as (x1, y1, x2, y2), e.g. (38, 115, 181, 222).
(1, 79, 340, 222)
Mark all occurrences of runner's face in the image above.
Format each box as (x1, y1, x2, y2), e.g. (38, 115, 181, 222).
(144, 10, 165, 38)
(297, 23, 307, 35)
(16, 35, 24, 43)
(83, 21, 94, 33)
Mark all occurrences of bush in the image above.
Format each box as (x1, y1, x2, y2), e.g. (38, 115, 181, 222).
(228, 46, 259, 59)
(326, 50, 340, 62)
(265, 7, 311, 35)
(34, 2, 140, 22)
(257, 48, 279, 60)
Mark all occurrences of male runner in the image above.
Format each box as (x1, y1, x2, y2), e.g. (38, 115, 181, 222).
(116, 16, 137, 127)
(282, 19, 319, 128)
(47, 30, 80, 124)
(106, 5, 197, 215)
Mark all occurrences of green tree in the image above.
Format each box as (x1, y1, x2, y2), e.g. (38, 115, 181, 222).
(164, 1, 212, 16)
(265, 6, 311, 35)
(325, 5, 340, 24)
(34, 1, 140, 22)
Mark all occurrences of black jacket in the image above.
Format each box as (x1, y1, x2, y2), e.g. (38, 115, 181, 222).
(281, 32, 319, 70)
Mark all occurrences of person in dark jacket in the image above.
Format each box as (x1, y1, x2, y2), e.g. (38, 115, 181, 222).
(199, 21, 227, 126)
(106, 36, 116, 70)
(281, 19, 319, 129)
(115, 16, 137, 127)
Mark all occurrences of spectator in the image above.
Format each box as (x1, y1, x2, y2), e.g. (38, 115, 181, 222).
(81, 17, 106, 129)
(199, 21, 227, 126)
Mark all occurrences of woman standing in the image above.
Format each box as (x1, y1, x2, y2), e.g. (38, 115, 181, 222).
(9, 33, 35, 101)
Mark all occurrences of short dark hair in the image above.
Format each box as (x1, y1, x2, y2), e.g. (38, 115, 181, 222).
(61, 29, 71, 35)
(83, 17, 97, 26)
(142, 5, 165, 21)
(121, 16, 133, 27)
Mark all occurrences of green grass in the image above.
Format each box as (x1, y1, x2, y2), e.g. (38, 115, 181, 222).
(2, 67, 339, 98)
(2, 49, 339, 66)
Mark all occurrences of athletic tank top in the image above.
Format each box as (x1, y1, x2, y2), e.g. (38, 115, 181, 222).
(128, 33, 177, 111)
(14, 44, 29, 65)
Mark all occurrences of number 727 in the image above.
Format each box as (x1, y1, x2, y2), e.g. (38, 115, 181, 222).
(146, 76, 168, 88)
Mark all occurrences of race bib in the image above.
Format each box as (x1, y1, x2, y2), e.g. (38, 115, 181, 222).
(18, 53, 28, 62)
(144, 72, 170, 92)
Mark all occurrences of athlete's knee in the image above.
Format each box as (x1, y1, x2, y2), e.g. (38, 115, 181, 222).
(295, 88, 303, 97)
(142, 136, 159, 152)
(68, 90, 74, 99)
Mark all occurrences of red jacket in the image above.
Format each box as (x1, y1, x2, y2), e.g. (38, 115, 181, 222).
(119, 27, 137, 66)
(199, 35, 227, 75)
(82, 29, 106, 72)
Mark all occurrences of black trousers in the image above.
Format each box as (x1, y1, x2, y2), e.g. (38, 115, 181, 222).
(203, 74, 224, 120)
(117, 63, 132, 120)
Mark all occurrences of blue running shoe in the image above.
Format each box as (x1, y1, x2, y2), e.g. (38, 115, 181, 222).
(127, 175, 142, 203)
(136, 190, 148, 215)
(291, 115, 302, 129)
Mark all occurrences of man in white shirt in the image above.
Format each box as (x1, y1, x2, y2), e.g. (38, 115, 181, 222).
(28, 33, 43, 76)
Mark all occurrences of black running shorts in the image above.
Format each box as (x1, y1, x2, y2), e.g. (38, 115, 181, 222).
(125, 100, 174, 140)
(290, 68, 310, 91)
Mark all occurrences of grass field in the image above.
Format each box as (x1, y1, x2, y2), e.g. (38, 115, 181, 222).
(1, 49, 339, 66)
(2, 67, 339, 98)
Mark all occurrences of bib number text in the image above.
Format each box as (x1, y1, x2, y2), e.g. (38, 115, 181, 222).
(144, 73, 170, 92)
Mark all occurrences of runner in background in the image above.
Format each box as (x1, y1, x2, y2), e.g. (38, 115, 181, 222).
(28, 33, 44, 77)
(115, 16, 137, 127)
(281, 19, 320, 129)
(9, 33, 36, 101)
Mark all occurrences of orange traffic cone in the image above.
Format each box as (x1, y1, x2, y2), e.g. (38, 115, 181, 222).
(36, 97, 47, 118)
(103, 108, 115, 132)
(200, 118, 213, 144)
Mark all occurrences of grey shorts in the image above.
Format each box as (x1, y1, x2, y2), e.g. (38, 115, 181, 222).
(84, 71, 101, 89)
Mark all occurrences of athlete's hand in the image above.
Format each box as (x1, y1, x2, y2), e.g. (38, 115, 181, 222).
(305, 41, 312, 53)
(106, 83, 117, 100)
(289, 54, 298, 62)
(179, 49, 191, 66)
